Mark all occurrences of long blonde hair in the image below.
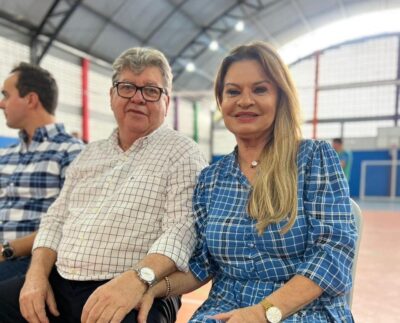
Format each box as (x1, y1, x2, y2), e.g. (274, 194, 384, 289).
(214, 41, 302, 235)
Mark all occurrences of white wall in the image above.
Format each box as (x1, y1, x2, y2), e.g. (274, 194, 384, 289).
(173, 96, 213, 161)
(0, 37, 29, 138)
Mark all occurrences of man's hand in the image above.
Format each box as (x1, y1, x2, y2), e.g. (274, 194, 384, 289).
(136, 289, 157, 323)
(81, 271, 147, 323)
(19, 272, 59, 323)
(211, 304, 266, 323)
(0, 244, 5, 262)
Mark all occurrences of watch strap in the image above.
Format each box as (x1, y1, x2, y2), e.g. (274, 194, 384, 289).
(260, 299, 282, 323)
(260, 298, 274, 311)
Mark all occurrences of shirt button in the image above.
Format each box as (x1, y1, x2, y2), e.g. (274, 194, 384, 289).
(248, 243, 255, 248)
(9, 182, 14, 187)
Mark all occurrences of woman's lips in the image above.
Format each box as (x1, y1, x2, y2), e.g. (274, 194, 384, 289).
(235, 112, 258, 118)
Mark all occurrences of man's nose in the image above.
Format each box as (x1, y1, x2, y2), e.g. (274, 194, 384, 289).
(130, 89, 146, 103)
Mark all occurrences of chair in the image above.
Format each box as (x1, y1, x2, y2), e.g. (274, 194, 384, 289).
(347, 198, 363, 308)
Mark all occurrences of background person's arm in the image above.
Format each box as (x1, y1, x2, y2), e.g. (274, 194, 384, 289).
(0, 232, 37, 261)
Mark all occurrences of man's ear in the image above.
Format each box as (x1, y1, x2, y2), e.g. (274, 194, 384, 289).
(25, 92, 40, 110)
(164, 94, 170, 116)
(109, 86, 114, 110)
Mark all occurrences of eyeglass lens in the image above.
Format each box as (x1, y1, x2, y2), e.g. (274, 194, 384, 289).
(116, 83, 162, 102)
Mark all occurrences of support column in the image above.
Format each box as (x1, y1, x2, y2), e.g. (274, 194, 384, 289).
(395, 35, 400, 126)
(81, 58, 89, 143)
(312, 51, 320, 139)
(193, 101, 199, 143)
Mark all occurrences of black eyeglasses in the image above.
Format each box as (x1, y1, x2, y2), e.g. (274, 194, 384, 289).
(113, 81, 167, 102)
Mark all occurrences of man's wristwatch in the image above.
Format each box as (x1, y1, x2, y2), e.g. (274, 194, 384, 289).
(134, 267, 157, 289)
(260, 299, 282, 323)
(1, 240, 16, 260)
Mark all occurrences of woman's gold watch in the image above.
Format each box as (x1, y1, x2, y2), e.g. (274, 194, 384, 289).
(260, 299, 282, 323)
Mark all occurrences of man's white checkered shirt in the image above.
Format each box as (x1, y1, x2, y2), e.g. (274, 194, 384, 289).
(33, 124, 208, 281)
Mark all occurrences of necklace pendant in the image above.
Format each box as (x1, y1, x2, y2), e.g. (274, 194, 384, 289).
(250, 160, 259, 168)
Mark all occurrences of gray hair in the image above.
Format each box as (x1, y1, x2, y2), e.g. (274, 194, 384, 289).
(112, 47, 173, 94)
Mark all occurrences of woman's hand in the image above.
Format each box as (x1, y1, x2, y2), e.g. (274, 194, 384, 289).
(211, 304, 266, 323)
(136, 288, 157, 323)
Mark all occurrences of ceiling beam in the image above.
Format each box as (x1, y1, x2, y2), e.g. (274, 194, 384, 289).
(290, 0, 313, 33)
(171, 0, 283, 81)
(239, 2, 279, 46)
(170, 0, 242, 80)
(84, 0, 129, 51)
(30, 0, 83, 64)
(0, 9, 37, 31)
(336, 0, 349, 19)
(80, 1, 145, 51)
(143, 0, 191, 45)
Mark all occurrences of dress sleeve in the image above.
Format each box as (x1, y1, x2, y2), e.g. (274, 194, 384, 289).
(296, 141, 357, 296)
(188, 170, 219, 281)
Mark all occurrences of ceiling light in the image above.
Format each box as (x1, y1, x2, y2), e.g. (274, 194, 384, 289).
(235, 20, 244, 32)
(209, 40, 219, 51)
(185, 62, 196, 72)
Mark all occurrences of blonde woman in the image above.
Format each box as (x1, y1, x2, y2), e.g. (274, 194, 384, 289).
(138, 42, 356, 323)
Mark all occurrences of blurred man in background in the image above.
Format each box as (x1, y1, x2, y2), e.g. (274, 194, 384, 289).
(332, 137, 352, 181)
(0, 62, 83, 281)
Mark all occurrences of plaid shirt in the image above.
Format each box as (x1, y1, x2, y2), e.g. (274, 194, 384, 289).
(189, 140, 357, 323)
(0, 123, 84, 240)
(34, 125, 208, 280)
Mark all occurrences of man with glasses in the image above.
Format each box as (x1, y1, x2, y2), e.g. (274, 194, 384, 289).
(0, 47, 207, 323)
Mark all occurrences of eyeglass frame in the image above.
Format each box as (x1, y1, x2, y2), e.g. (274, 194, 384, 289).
(113, 81, 168, 102)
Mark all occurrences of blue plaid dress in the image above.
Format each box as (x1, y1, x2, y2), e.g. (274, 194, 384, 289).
(189, 140, 356, 322)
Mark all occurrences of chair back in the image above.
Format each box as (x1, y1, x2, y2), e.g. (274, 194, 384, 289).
(347, 198, 363, 308)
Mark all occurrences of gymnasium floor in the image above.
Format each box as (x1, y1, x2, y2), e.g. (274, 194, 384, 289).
(176, 200, 400, 323)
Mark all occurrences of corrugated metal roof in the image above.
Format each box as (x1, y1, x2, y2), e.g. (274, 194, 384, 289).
(0, 0, 398, 91)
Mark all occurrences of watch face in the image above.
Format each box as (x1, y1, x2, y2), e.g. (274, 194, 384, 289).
(266, 306, 282, 323)
(140, 267, 155, 282)
(2, 246, 14, 259)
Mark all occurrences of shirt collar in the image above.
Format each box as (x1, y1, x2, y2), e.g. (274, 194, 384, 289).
(220, 148, 251, 188)
(19, 123, 66, 144)
(110, 123, 168, 152)
(218, 147, 241, 178)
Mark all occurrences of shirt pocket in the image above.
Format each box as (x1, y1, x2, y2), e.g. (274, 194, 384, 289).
(110, 172, 167, 224)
